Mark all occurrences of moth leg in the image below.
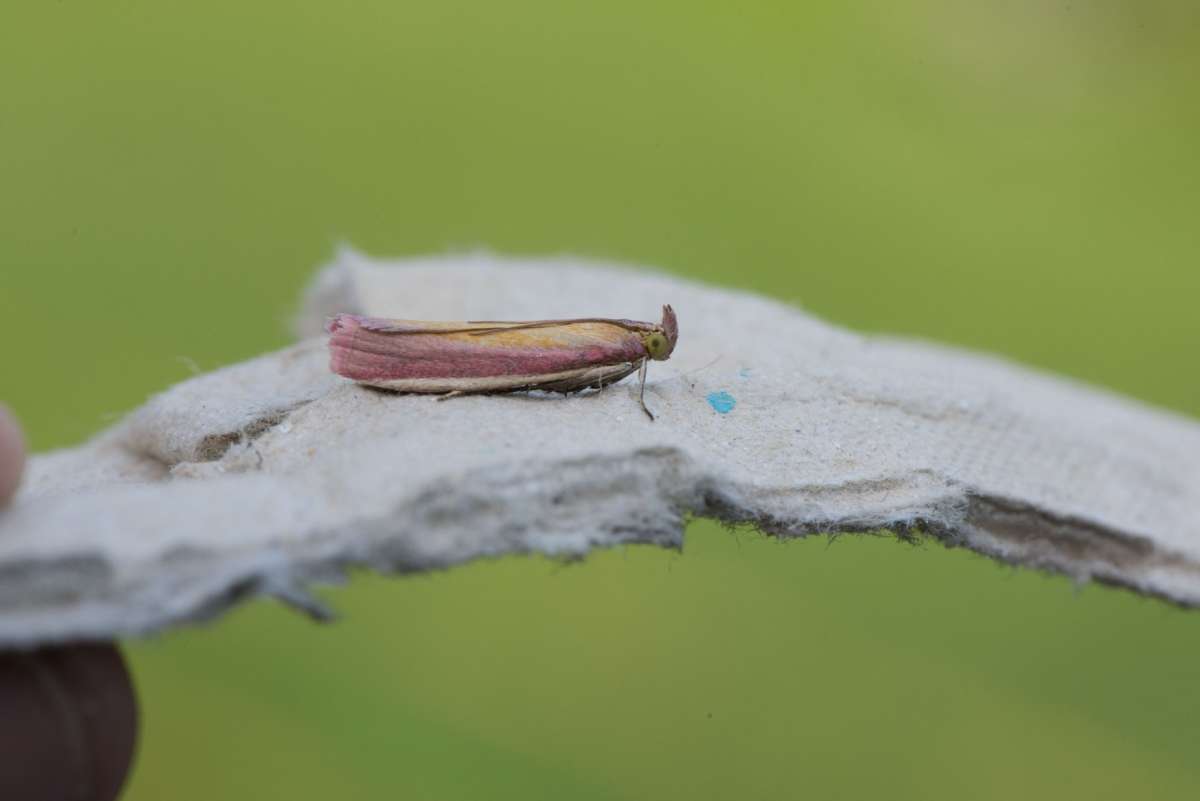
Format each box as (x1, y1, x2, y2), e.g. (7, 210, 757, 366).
(436, 390, 466, 402)
(637, 359, 655, 421)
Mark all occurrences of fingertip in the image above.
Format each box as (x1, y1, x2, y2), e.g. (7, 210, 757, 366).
(0, 403, 26, 505)
(0, 644, 139, 801)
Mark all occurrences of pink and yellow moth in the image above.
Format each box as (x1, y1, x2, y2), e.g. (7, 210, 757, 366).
(326, 305, 678, 420)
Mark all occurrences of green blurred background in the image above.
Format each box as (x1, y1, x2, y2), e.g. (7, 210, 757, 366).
(4, 1, 1200, 798)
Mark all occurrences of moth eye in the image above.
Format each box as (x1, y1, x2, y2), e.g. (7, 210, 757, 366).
(645, 332, 669, 359)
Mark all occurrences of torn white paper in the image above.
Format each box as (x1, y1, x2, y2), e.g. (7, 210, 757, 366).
(2, 248, 1198, 647)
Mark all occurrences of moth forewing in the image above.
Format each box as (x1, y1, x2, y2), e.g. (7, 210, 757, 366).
(326, 306, 677, 419)
(373, 363, 640, 395)
(531, 362, 641, 394)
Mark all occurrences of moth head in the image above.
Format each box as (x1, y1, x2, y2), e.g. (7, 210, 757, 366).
(643, 305, 678, 361)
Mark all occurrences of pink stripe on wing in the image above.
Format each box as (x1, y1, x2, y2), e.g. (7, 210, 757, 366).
(327, 314, 647, 381)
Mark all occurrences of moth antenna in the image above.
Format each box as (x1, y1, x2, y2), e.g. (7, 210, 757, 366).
(661, 354, 725, 385)
(680, 354, 724, 378)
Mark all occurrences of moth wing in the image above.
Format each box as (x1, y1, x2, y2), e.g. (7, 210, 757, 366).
(353, 318, 450, 333)
(358, 362, 640, 394)
(531, 362, 640, 393)
(464, 317, 653, 335)
(352, 317, 651, 337)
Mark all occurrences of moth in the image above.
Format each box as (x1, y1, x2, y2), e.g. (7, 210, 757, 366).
(326, 305, 678, 420)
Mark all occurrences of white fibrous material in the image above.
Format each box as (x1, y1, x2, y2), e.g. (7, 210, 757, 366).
(2, 248, 1198, 646)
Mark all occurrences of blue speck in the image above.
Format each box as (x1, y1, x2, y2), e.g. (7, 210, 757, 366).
(738, 367, 752, 380)
(707, 391, 736, 415)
